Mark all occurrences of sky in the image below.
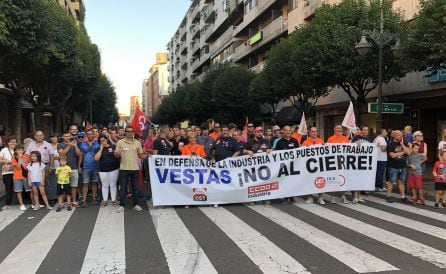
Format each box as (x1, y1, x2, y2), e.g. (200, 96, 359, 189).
(84, 0, 191, 115)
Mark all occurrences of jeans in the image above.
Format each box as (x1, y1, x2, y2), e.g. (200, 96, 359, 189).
(375, 161, 387, 189)
(2, 174, 13, 206)
(119, 170, 139, 207)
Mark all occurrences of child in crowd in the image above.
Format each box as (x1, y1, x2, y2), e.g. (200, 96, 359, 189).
(11, 145, 33, 210)
(55, 157, 72, 212)
(407, 143, 426, 205)
(433, 151, 446, 208)
(27, 151, 52, 210)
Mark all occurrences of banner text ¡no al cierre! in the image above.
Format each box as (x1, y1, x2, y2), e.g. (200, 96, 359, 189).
(148, 144, 377, 206)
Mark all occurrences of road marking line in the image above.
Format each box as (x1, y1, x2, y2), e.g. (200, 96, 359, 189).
(0, 209, 73, 273)
(200, 207, 309, 274)
(80, 206, 126, 274)
(338, 200, 446, 240)
(294, 202, 446, 269)
(365, 195, 446, 222)
(249, 205, 398, 273)
(0, 206, 24, 232)
(149, 208, 217, 274)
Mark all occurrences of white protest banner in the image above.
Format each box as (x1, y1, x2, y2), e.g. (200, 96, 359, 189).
(149, 144, 377, 206)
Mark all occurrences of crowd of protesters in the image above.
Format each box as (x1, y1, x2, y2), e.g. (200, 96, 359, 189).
(0, 121, 445, 212)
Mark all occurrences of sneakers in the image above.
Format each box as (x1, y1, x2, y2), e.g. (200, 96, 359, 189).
(33, 204, 44, 211)
(358, 196, 365, 203)
(81, 200, 87, 208)
(440, 203, 445, 209)
(72, 202, 80, 208)
(352, 198, 359, 204)
(46, 206, 53, 210)
(101, 201, 107, 207)
(31, 205, 36, 210)
(318, 198, 325, 205)
(1, 205, 10, 210)
(378, 187, 387, 192)
(264, 200, 271, 205)
(20, 204, 27, 211)
(249, 202, 255, 206)
(67, 205, 72, 211)
(56, 206, 63, 212)
(305, 197, 314, 204)
(434, 203, 440, 209)
(386, 196, 393, 203)
(341, 196, 349, 204)
(401, 197, 408, 203)
(213, 204, 218, 208)
(133, 205, 142, 211)
(330, 197, 337, 204)
(282, 198, 290, 205)
(117, 206, 125, 213)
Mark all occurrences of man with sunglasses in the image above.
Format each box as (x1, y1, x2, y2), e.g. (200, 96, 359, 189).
(209, 122, 221, 141)
(115, 126, 147, 212)
(247, 123, 255, 141)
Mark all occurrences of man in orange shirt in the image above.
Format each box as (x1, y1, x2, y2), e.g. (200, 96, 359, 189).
(291, 126, 303, 144)
(209, 122, 221, 141)
(326, 125, 350, 204)
(182, 134, 206, 158)
(301, 127, 325, 204)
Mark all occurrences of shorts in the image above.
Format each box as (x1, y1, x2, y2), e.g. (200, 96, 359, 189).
(13, 179, 31, 192)
(407, 174, 422, 189)
(434, 182, 446, 191)
(57, 184, 71, 195)
(70, 170, 79, 187)
(387, 167, 407, 184)
(31, 182, 42, 187)
(83, 168, 99, 184)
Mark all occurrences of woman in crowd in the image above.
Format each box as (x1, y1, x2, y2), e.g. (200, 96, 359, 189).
(0, 136, 17, 210)
(94, 134, 120, 206)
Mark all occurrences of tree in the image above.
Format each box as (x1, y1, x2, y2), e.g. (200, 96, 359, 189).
(0, 0, 55, 140)
(294, 0, 407, 125)
(404, 0, 446, 72)
(211, 66, 258, 124)
(91, 75, 118, 126)
(249, 72, 284, 124)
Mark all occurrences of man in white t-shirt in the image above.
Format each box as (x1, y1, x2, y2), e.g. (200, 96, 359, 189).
(373, 129, 388, 191)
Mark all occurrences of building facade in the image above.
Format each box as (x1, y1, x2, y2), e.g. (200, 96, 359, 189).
(55, 0, 84, 25)
(141, 53, 170, 117)
(129, 96, 141, 117)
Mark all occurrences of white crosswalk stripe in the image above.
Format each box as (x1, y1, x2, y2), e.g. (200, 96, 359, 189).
(149, 207, 217, 274)
(80, 206, 126, 274)
(249, 204, 399, 273)
(338, 201, 446, 240)
(0, 209, 74, 274)
(0, 206, 25, 232)
(199, 206, 309, 274)
(1, 195, 446, 273)
(294, 202, 446, 269)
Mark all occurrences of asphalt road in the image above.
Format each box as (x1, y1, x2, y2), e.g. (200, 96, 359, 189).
(0, 193, 445, 274)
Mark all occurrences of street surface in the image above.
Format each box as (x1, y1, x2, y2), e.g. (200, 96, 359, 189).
(0, 192, 445, 274)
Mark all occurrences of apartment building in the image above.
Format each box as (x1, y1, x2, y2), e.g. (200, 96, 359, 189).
(142, 53, 170, 117)
(167, 0, 289, 93)
(56, 0, 84, 25)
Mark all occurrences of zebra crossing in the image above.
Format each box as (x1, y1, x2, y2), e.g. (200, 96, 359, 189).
(0, 195, 445, 274)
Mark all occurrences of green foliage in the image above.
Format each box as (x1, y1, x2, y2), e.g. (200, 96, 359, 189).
(293, 0, 407, 124)
(91, 75, 119, 126)
(404, 0, 446, 72)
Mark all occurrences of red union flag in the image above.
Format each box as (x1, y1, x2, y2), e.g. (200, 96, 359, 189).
(342, 101, 357, 131)
(131, 107, 149, 136)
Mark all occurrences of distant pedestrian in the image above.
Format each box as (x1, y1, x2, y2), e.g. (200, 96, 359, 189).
(0, 136, 17, 210)
(433, 151, 446, 208)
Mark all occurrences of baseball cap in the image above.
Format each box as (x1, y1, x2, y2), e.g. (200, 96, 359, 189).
(272, 125, 280, 131)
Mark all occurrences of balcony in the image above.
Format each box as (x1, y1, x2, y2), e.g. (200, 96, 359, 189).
(209, 26, 235, 57)
(190, 40, 200, 55)
(249, 62, 265, 73)
(303, 0, 320, 20)
(203, 5, 216, 24)
(234, 0, 277, 36)
(191, 51, 210, 73)
(180, 42, 188, 56)
(202, 24, 215, 42)
(234, 16, 288, 62)
(189, 4, 200, 21)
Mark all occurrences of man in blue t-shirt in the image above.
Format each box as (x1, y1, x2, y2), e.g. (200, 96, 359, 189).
(79, 129, 100, 207)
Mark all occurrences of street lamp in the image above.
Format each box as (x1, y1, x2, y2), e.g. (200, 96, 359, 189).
(355, 0, 399, 131)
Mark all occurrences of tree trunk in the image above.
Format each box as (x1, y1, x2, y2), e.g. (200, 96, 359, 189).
(33, 103, 42, 131)
(14, 90, 23, 142)
(55, 109, 62, 133)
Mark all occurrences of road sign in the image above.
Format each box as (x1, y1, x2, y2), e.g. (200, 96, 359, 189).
(368, 103, 404, 114)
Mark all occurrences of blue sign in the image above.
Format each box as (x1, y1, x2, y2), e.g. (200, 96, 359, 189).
(428, 69, 446, 83)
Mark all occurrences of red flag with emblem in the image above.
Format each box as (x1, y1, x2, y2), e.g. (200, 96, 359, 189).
(131, 107, 150, 136)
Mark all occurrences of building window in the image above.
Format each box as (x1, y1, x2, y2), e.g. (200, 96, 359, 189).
(289, 0, 299, 11)
(244, 0, 257, 15)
